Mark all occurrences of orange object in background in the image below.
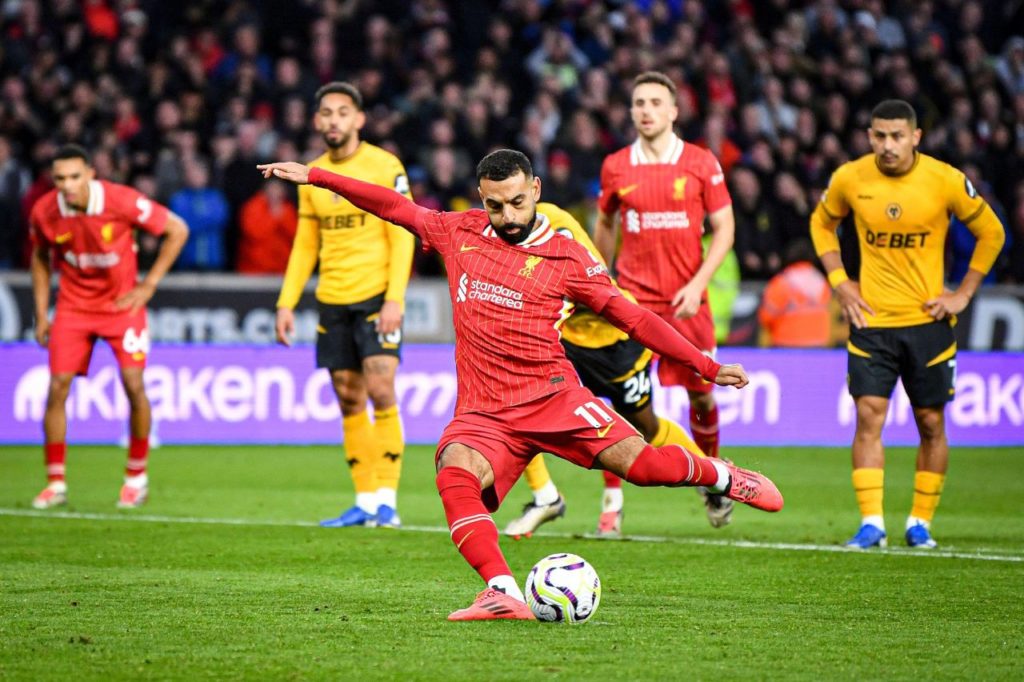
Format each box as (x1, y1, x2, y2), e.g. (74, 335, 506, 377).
(758, 260, 832, 347)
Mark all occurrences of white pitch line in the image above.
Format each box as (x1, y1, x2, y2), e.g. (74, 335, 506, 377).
(2, 508, 1022, 564)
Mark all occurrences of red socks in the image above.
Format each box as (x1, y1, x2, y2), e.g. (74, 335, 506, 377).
(45, 442, 66, 482)
(690, 403, 720, 459)
(436, 467, 510, 584)
(625, 443, 720, 487)
(602, 470, 622, 488)
(126, 436, 149, 477)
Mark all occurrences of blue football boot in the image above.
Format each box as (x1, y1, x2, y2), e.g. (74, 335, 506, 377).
(376, 504, 402, 529)
(845, 523, 887, 548)
(905, 523, 938, 548)
(320, 505, 377, 528)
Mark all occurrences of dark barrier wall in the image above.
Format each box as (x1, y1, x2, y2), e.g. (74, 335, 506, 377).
(2, 273, 1023, 350)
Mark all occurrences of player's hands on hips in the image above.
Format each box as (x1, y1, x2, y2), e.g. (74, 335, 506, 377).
(35, 318, 50, 347)
(114, 282, 155, 313)
(714, 363, 748, 388)
(257, 162, 311, 184)
(834, 280, 875, 329)
(275, 307, 295, 346)
(924, 290, 969, 321)
(672, 282, 703, 319)
(376, 300, 402, 336)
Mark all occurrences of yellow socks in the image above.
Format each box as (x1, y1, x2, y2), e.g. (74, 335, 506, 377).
(852, 467, 885, 526)
(909, 471, 945, 525)
(342, 411, 378, 497)
(373, 405, 404, 492)
(651, 417, 704, 456)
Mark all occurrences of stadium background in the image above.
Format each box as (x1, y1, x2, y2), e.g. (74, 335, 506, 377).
(0, 0, 1022, 446)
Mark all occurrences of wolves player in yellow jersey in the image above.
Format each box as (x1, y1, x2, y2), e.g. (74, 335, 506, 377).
(504, 202, 713, 539)
(275, 82, 415, 528)
(810, 100, 1005, 549)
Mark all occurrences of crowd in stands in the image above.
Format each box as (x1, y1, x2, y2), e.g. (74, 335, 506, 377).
(0, 0, 1022, 283)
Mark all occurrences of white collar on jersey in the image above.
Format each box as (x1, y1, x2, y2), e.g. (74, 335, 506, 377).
(480, 212, 555, 248)
(630, 134, 685, 165)
(57, 180, 105, 217)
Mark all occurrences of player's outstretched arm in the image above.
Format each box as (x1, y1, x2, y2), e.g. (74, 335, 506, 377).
(258, 163, 430, 235)
(116, 212, 189, 312)
(598, 293, 748, 388)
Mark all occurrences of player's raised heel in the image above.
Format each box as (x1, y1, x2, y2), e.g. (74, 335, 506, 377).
(32, 483, 68, 510)
(117, 483, 148, 509)
(845, 524, 887, 549)
(594, 510, 623, 539)
(320, 505, 378, 528)
(723, 463, 784, 512)
(504, 496, 566, 539)
(376, 504, 402, 529)
(447, 589, 535, 621)
(905, 523, 937, 549)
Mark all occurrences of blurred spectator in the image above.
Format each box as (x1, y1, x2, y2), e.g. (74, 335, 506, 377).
(947, 167, 1012, 286)
(170, 159, 229, 271)
(731, 166, 780, 278)
(541, 150, 585, 213)
(0, 136, 31, 268)
(758, 239, 831, 347)
(236, 179, 297, 274)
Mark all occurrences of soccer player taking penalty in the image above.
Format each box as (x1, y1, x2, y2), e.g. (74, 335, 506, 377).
(810, 100, 1005, 549)
(30, 144, 189, 509)
(259, 150, 782, 622)
(275, 82, 415, 529)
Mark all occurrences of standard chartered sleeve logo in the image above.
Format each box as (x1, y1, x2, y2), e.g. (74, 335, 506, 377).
(456, 273, 468, 302)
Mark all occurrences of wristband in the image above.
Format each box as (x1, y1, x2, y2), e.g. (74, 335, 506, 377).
(828, 269, 849, 289)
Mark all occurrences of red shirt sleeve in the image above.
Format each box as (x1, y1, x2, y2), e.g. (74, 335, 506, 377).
(28, 200, 52, 248)
(596, 156, 620, 216)
(596, 294, 722, 381)
(308, 166, 432, 240)
(109, 183, 170, 236)
(702, 152, 731, 214)
(563, 243, 618, 313)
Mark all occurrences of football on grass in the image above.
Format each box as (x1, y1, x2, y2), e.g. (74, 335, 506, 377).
(525, 553, 601, 623)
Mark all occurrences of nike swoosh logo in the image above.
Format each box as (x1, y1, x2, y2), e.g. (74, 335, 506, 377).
(460, 244, 479, 252)
(55, 232, 73, 244)
(617, 184, 640, 198)
(597, 423, 613, 437)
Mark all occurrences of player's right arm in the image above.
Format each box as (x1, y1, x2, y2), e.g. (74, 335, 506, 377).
(810, 167, 874, 328)
(593, 157, 621, 265)
(275, 184, 320, 346)
(28, 208, 53, 346)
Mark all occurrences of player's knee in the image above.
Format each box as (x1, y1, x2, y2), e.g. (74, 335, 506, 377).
(854, 398, 887, 433)
(689, 391, 715, 412)
(47, 375, 73, 403)
(365, 379, 397, 409)
(915, 409, 945, 441)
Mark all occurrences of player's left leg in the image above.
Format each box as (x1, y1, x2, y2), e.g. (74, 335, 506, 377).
(906, 406, 947, 548)
(33, 373, 75, 509)
(362, 354, 403, 528)
(116, 366, 151, 508)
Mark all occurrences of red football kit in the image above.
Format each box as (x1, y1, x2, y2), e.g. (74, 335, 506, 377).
(598, 135, 731, 390)
(30, 180, 170, 374)
(308, 167, 722, 507)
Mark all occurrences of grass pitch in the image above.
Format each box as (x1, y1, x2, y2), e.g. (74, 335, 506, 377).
(1, 444, 1021, 680)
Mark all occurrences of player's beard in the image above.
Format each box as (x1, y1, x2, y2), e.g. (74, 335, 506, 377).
(323, 130, 351, 149)
(493, 212, 537, 245)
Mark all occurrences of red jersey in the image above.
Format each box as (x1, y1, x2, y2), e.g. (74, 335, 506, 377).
(418, 209, 619, 414)
(30, 180, 170, 313)
(598, 135, 731, 312)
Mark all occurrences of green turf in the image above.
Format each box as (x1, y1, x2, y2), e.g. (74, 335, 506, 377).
(1, 444, 1022, 680)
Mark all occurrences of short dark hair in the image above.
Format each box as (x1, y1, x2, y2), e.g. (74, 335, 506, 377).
(53, 143, 91, 165)
(476, 149, 533, 182)
(870, 99, 917, 128)
(632, 71, 678, 99)
(315, 81, 363, 110)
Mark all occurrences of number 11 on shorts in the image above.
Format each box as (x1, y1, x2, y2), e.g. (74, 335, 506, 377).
(574, 401, 614, 430)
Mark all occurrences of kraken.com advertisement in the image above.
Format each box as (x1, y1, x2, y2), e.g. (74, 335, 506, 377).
(1, 345, 1020, 446)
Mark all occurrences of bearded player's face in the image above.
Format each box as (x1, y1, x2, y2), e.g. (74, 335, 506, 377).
(316, 92, 365, 149)
(631, 82, 678, 140)
(868, 117, 921, 175)
(52, 157, 95, 209)
(479, 172, 542, 245)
